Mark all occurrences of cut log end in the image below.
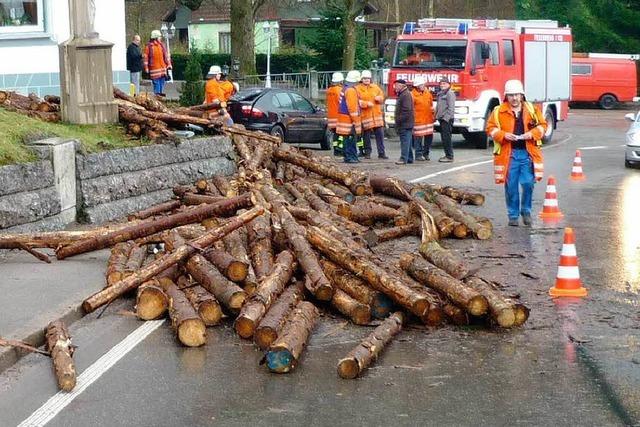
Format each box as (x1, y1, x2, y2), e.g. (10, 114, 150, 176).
(229, 291, 248, 311)
(227, 261, 249, 282)
(314, 284, 335, 302)
(475, 227, 492, 240)
(496, 308, 517, 328)
(177, 318, 206, 347)
(468, 295, 489, 317)
(423, 306, 444, 327)
(266, 348, 295, 373)
(234, 316, 257, 339)
(136, 288, 168, 320)
(352, 305, 372, 326)
(198, 303, 223, 326)
(514, 304, 530, 326)
(337, 357, 360, 379)
(254, 328, 278, 350)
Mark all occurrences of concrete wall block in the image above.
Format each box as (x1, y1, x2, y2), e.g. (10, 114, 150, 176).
(75, 136, 233, 179)
(80, 189, 175, 224)
(0, 160, 54, 197)
(0, 187, 61, 229)
(78, 157, 236, 208)
(4, 208, 75, 233)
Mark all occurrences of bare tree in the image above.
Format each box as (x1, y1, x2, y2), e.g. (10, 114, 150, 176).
(230, 0, 268, 77)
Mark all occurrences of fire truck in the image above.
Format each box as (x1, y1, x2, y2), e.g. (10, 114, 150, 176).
(383, 18, 572, 148)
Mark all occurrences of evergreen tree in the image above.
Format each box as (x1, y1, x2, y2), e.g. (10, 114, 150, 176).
(179, 50, 204, 107)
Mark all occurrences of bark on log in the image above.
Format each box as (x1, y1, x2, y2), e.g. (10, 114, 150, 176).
(223, 125, 281, 144)
(275, 162, 286, 185)
(368, 174, 413, 201)
(0, 229, 125, 250)
(306, 226, 429, 317)
(123, 243, 147, 277)
(176, 276, 222, 326)
(254, 281, 306, 350)
(433, 194, 492, 240)
(222, 225, 258, 294)
(443, 302, 469, 326)
(337, 312, 404, 379)
(118, 107, 174, 139)
(399, 253, 488, 316)
(374, 223, 420, 243)
(235, 250, 296, 338)
(367, 195, 405, 210)
(106, 241, 133, 286)
(331, 288, 371, 325)
(45, 320, 76, 391)
(82, 207, 263, 313)
(322, 182, 356, 203)
(266, 301, 319, 373)
(246, 211, 274, 281)
(134, 92, 171, 113)
(232, 133, 253, 164)
(440, 186, 485, 206)
(164, 279, 207, 346)
(464, 276, 517, 328)
(211, 175, 232, 197)
(44, 95, 61, 104)
(181, 193, 226, 205)
(312, 183, 352, 217)
(127, 199, 181, 221)
(320, 259, 392, 319)
(412, 198, 455, 238)
(261, 185, 334, 301)
(283, 182, 306, 205)
(419, 240, 469, 280)
(203, 248, 248, 282)
(57, 193, 253, 259)
(136, 278, 169, 320)
(349, 200, 400, 225)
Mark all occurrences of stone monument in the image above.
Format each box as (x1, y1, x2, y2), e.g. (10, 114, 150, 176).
(59, 0, 118, 124)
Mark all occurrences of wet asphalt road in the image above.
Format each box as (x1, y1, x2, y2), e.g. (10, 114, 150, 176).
(0, 108, 638, 426)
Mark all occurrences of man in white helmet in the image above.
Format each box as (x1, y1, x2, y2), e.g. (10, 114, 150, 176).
(327, 72, 344, 155)
(336, 70, 362, 163)
(204, 65, 232, 123)
(486, 79, 547, 226)
(356, 70, 387, 159)
(144, 29, 172, 96)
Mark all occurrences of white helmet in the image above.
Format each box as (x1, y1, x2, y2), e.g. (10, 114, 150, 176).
(412, 75, 425, 87)
(151, 30, 162, 39)
(504, 79, 525, 95)
(331, 72, 344, 83)
(207, 65, 222, 76)
(360, 70, 372, 79)
(345, 70, 361, 83)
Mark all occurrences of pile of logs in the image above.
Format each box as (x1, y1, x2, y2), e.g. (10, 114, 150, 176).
(0, 90, 60, 122)
(0, 123, 530, 389)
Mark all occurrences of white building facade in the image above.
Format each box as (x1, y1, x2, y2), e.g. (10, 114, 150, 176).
(0, 0, 128, 96)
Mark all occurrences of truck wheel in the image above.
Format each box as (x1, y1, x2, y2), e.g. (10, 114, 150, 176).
(599, 94, 618, 110)
(543, 109, 555, 143)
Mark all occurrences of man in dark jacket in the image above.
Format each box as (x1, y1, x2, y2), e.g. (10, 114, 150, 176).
(126, 35, 143, 95)
(394, 79, 415, 164)
(435, 76, 456, 162)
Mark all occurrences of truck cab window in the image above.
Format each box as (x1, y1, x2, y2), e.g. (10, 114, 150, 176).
(393, 40, 466, 69)
(489, 42, 500, 65)
(472, 41, 487, 67)
(503, 40, 515, 65)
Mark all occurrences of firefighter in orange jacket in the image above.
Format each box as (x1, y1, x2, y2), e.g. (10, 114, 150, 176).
(411, 76, 434, 161)
(144, 30, 172, 96)
(356, 70, 387, 159)
(336, 70, 362, 163)
(326, 72, 343, 155)
(486, 80, 547, 227)
(204, 65, 232, 123)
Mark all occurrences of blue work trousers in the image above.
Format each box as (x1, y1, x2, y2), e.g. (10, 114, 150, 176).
(152, 76, 166, 95)
(398, 128, 414, 163)
(363, 127, 386, 157)
(504, 148, 535, 220)
(342, 127, 359, 163)
(413, 134, 433, 158)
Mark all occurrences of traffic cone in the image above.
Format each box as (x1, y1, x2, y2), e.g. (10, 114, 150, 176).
(538, 176, 564, 219)
(570, 150, 586, 181)
(549, 228, 588, 297)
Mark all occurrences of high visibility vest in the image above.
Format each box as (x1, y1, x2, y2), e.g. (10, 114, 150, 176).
(144, 41, 171, 80)
(204, 79, 225, 105)
(355, 83, 384, 130)
(411, 88, 434, 136)
(326, 84, 342, 131)
(336, 84, 361, 136)
(486, 101, 547, 184)
(220, 80, 234, 102)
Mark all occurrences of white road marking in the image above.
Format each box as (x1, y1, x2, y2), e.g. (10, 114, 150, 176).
(409, 134, 574, 183)
(578, 146, 607, 150)
(18, 320, 165, 427)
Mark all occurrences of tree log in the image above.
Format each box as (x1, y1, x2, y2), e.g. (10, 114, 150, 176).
(306, 226, 429, 317)
(136, 278, 169, 320)
(464, 276, 517, 328)
(443, 302, 469, 326)
(232, 133, 253, 164)
(44, 95, 61, 104)
(221, 225, 258, 294)
(419, 240, 469, 280)
(275, 162, 286, 184)
(45, 320, 76, 391)
(412, 198, 455, 238)
(440, 186, 485, 206)
(349, 200, 399, 225)
(330, 288, 371, 325)
(235, 250, 296, 338)
(181, 192, 226, 205)
(322, 181, 356, 203)
(211, 175, 232, 197)
(261, 185, 334, 301)
(106, 241, 133, 286)
(176, 276, 222, 326)
(368, 174, 413, 201)
(312, 183, 352, 217)
(254, 281, 306, 350)
(367, 195, 405, 210)
(433, 194, 492, 240)
(399, 253, 488, 316)
(127, 199, 181, 221)
(452, 222, 469, 239)
(337, 311, 404, 379)
(134, 92, 171, 113)
(164, 279, 207, 346)
(283, 182, 306, 205)
(320, 259, 392, 319)
(266, 301, 319, 373)
(374, 223, 420, 243)
(57, 193, 253, 259)
(246, 211, 274, 281)
(82, 207, 263, 313)
(123, 243, 148, 278)
(203, 248, 248, 282)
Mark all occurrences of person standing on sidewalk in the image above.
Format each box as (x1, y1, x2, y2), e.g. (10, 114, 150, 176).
(356, 70, 387, 159)
(144, 30, 172, 96)
(326, 72, 343, 155)
(336, 70, 362, 164)
(126, 34, 143, 95)
(435, 76, 455, 162)
(486, 79, 547, 226)
(394, 79, 415, 165)
(411, 76, 435, 161)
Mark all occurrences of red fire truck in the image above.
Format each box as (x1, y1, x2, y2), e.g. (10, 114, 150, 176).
(383, 18, 572, 148)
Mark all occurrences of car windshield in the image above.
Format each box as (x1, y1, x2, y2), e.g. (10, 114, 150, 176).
(393, 40, 467, 69)
(231, 88, 264, 102)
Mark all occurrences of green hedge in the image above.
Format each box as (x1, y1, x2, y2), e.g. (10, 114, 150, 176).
(170, 51, 325, 80)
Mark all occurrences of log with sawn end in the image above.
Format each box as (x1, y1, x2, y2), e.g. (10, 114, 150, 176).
(246, 211, 274, 281)
(254, 281, 306, 350)
(432, 193, 492, 240)
(164, 278, 207, 347)
(373, 223, 420, 243)
(265, 301, 319, 373)
(177, 276, 222, 326)
(330, 287, 371, 325)
(136, 278, 169, 320)
(337, 311, 404, 379)
(203, 248, 249, 282)
(45, 320, 76, 391)
(181, 193, 226, 206)
(106, 241, 133, 286)
(127, 199, 182, 221)
(464, 276, 517, 328)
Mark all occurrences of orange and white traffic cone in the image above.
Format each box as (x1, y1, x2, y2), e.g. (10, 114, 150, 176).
(538, 176, 564, 220)
(570, 150, 586, 181)
(549, 227, 587, 297)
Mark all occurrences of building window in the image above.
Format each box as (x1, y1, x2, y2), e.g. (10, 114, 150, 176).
(219, 32, 231, 54)
(0, 0, 44, 33)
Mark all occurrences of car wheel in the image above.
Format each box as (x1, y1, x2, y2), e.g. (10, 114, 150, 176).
(599, 94, 618, 110)
(270, 124, 285, 143)
(626, 159, 633, 168)
(543, 109, 555, 144)
(320, 128, 332, 150)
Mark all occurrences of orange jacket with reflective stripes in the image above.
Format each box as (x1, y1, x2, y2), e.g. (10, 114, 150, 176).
(144, 40, 172, 80)
(204, 79, 225, 104)
(485, 101, 547, 184)
(356, 83, 384, 130)
(336, 84, 361, 136)
(411, 88, 434, 136)
(220, 80, 234, 102)
(326, 84, 342, 131)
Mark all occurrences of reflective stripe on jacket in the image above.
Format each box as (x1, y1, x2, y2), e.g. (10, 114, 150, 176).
(411, 88, 434, 136)
(326, 84, 342, 131)
(144, 40, 171, 80)
(356, 83, 384, 130)
(336, 84, 361, 136)
(485, 101, 547, 184)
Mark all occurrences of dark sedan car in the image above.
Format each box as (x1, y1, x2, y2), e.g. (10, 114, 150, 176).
(228, 88, 331, 149)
